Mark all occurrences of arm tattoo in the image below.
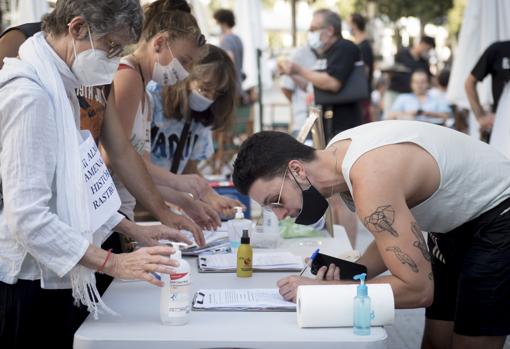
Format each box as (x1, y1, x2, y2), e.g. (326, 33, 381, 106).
(386, 246, 419, 273)
(411, 222, 431, 262)
(428, 272, 433, 281)
(363, 205, 399, 237)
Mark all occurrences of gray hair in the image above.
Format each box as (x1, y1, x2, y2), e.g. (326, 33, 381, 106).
(42, 0, 143, 43)
(314, 9, 342, 38)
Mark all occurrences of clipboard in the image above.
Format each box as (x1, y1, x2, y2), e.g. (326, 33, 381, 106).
(192, 289, 296, 312)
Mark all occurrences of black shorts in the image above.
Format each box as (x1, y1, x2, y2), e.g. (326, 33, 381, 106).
(426, 197, 510, 336)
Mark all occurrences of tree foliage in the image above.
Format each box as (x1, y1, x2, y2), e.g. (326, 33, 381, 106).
(374, 0, 453, 24)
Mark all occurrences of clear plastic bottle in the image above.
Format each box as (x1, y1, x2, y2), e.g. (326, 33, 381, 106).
(160, 248, 191, 325)
(353, 273, 371, 335)
(228, 207, 252, 249)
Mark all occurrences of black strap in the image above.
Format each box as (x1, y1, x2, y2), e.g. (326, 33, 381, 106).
(170, 119, 192, 174)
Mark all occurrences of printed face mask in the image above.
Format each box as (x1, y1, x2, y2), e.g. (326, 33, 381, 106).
(152, 42, 189, 86)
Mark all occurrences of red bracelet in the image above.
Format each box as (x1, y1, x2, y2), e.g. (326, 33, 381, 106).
(98, 248, 113, 274)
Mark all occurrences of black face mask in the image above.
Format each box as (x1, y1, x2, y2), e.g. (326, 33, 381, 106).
(289, 171, 329, 225)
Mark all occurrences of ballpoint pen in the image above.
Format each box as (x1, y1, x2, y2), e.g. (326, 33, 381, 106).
(299, 248, 320, 276)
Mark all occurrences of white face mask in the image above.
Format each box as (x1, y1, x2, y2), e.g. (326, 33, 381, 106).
(152, 43, 189, 86)
(189, 89, 214, 112)
(71, 27, 120, 86)
(307, 30, 324, 51)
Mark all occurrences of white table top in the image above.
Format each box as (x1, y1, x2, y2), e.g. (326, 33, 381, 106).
(74, 225, 387, 349)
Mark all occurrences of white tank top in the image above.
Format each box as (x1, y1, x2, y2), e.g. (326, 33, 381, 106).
(328, 120, 510, 233)
(114, 58, 152, 220)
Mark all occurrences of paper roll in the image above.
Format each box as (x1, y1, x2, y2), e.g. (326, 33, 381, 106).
(296, 284, 394, 328)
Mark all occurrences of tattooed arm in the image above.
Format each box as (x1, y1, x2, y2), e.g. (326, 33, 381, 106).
(351, 167, 433, 309)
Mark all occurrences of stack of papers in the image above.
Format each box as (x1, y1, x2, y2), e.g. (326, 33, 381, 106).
(198, 251, 304, 272)
(192, 288, 296, 312)
(158, 224, 230, 256)
(181, 229, 230, 256)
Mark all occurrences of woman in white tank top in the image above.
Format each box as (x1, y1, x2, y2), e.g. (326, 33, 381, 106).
(112, 2, 221, 231)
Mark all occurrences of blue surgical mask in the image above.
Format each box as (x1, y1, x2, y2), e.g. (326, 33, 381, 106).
(189, 89, 214, 112)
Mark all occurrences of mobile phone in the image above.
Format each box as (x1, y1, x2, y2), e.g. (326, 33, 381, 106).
(310, 252, 367, 280)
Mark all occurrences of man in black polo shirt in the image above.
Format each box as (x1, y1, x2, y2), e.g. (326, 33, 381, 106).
(384, 36, 435, 119)
(465, 41, 510, 140)
(278, 8, 362, 139)
(278, 8, 360, 247)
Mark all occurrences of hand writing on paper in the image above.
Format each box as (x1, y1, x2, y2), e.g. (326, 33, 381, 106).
(277, 263, 342, 302)
(277, 276, 323, 303)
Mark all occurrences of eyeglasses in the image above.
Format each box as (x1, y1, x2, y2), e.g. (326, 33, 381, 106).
(262, 168, 288, 212)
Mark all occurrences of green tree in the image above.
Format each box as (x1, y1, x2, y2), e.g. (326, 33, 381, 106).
(375, 0, 453, 25)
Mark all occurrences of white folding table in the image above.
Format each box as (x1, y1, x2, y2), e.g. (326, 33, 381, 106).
(74, 226, 388, 349)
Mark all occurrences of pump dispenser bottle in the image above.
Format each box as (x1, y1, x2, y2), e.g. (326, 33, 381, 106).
(236, 229, 253, 277)
(160, 246, 191, 325)
(353, 273, 371, 335)
(228, 207, 251, 249)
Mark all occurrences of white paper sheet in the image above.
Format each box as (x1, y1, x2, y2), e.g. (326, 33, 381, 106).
(296, 284, 395, 328)
(198, 251, 304, 271)
(193, 288, 296, 311)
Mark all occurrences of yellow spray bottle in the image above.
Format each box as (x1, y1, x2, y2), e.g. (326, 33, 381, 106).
(236, 229, 253, 277)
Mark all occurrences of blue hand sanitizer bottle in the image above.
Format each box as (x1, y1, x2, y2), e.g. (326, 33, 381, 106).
(353, 273, 371, 335)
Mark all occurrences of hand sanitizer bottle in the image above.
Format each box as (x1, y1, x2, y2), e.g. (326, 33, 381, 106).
(236, 229, 253, 277)
(228, 207, 251, 249)
(160, 247, 191, 325)
(353, 273, 371, 335)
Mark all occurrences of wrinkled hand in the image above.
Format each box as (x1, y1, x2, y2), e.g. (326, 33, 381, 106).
(131, 223, 193, 247)
(175, 174, 209, 200)
(203, 190, 245, 219)
(108, 246, 178, 287)
(277, 276, 324, 302)
(182, 199, 221, 231)
(161, 211, 205, 247)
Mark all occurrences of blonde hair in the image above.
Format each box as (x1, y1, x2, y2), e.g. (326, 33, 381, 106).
(162, 44, 237, 131)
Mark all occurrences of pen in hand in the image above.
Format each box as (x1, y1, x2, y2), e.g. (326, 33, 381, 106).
(299, 248, 320, 276)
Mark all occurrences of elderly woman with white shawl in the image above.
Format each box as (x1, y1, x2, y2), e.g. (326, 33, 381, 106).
(0, 1, 183, 347)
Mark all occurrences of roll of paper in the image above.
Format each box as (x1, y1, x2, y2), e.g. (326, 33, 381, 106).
(296, 284, 394, 328)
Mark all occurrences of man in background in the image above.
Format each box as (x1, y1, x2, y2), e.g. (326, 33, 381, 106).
(384, 36, 435, 119)
(349, 13, 374, 123)
(280, 44, 317, 137)
(465, 40, 510, 141)
(214, 8, 246, 104)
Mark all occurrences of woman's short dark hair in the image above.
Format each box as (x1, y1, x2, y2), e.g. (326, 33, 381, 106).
(233, 131, 317, 195)
(42, 0, 143, 42)
(162, 44, 237, 130)
(213, 9, 236, 28)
